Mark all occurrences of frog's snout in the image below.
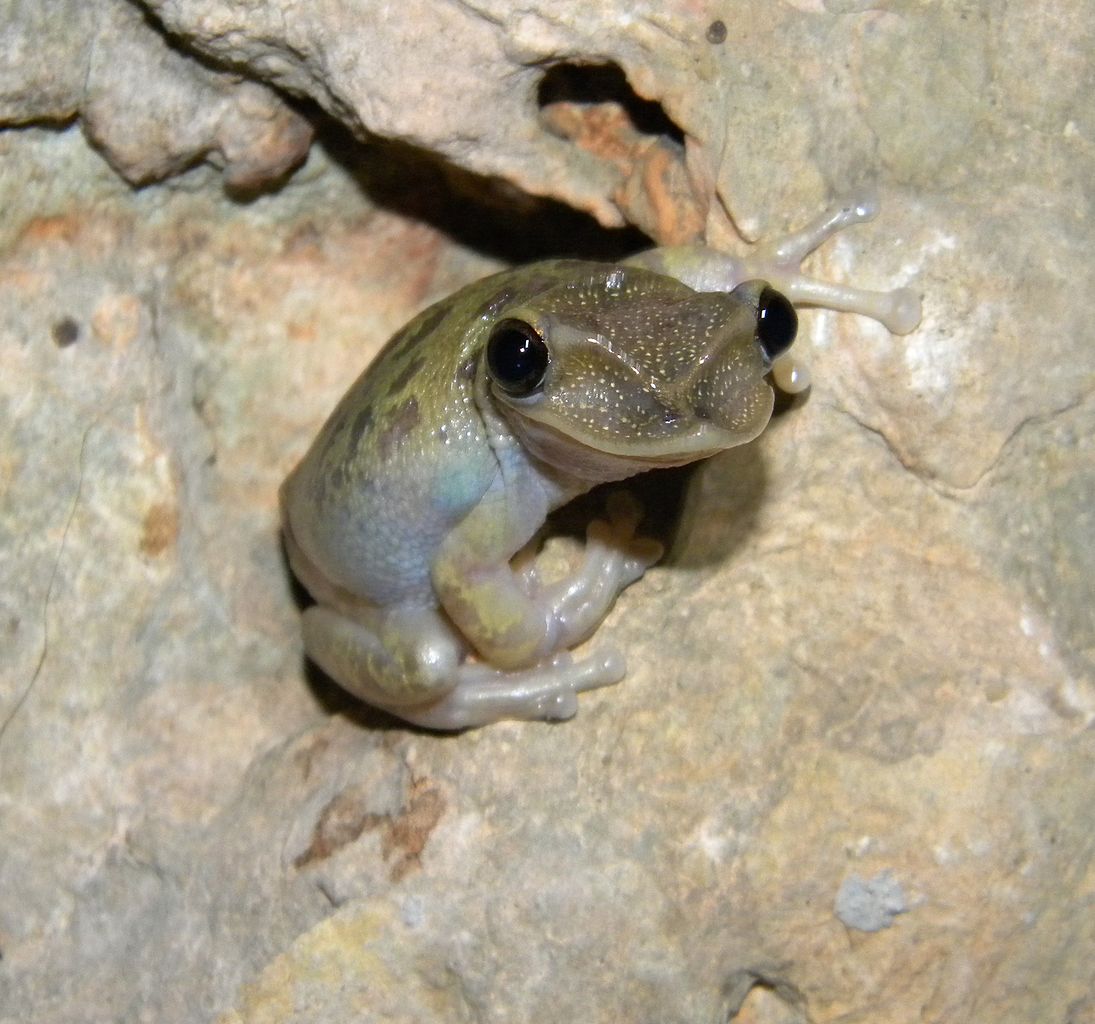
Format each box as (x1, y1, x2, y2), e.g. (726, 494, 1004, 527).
(670, 285, 797, 437)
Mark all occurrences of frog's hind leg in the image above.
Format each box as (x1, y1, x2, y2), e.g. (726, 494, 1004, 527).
(301, 604, 626, 731)
(396, 649, 626, 731)
(300, 604, 463, 710)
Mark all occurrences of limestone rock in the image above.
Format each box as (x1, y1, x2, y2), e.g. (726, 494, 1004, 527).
(1, 2, 1092, 1023)
(0, 0, 312, 187)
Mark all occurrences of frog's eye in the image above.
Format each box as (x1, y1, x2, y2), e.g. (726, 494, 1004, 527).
(755, 286, 797, 362)
(487, 319, 549, 397)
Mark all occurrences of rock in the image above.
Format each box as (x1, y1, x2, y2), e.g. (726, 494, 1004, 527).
(0, 0, 312, 187)
(1, 2, 1092, 1023)
(834, 871, 908, 932)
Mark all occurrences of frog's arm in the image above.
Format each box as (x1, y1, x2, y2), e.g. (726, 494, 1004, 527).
(431, 477, 555, 669)
(429, 350, 660, 671)
(525, 492, 662, 645)
(432, 476, 658, 671)
(628, 192, 921, 347)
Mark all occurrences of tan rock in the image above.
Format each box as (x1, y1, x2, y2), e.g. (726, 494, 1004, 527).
(0, 2, 1091, 1022)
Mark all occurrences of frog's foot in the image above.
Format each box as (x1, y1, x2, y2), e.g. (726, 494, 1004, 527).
(749, 192, 922, 336)
(387, 648, 626, 731)
(526, 492, 663, 650)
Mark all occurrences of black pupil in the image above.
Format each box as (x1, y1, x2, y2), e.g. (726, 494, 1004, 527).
(755, 286, 797, 362)
(487, 319, 549, 396)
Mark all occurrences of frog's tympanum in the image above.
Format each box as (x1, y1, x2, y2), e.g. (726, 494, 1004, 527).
(281, 195, 920, 729)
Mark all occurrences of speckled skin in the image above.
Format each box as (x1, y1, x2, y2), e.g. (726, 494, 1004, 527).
(281, 194, 920, 729)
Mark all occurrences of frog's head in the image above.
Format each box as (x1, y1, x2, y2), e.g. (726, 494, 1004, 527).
(480, 264, 796, 480)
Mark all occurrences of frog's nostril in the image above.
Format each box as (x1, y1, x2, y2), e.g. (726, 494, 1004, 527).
(755, 286, 797, 362)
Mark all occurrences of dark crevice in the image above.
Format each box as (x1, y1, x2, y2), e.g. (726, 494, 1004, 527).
(0, 115, 79, 133)
(549, 467, 697, 557)
(109, 4, 659, 257)
(537, 61, 685, 146)
(723, 970, 805, 1023)
(305, 100, 651, 263)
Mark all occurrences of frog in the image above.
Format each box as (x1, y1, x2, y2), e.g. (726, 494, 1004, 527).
(280, 193, 920, 729)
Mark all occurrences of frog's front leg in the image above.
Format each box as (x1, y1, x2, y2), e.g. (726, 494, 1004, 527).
(520, 493, 663, 648)
(431, 476, 657, 709)
(628, 192, 922, 392)
(435, 481, 662, 665)
(746, 192, 921, 335)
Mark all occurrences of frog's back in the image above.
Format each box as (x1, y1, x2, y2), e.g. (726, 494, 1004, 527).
(281, 281, 485, 605)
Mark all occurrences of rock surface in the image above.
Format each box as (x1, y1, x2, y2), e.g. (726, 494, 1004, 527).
(1, 2, 1093, 1023)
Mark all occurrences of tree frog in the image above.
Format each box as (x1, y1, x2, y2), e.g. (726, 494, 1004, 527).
(281, 194, 920, 729)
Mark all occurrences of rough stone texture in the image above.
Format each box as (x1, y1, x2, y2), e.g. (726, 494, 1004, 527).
(1, 2, 1093, 1023)
(1, 0, 312, 187)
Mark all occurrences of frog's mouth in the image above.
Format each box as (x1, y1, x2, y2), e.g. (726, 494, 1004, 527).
(496, 374, 776, 481)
